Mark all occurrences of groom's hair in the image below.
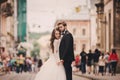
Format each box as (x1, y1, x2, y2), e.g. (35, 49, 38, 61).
(57, 21, 67, 27)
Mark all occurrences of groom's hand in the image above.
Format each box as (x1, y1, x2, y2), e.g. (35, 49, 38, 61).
(57, 60, 64, 65)
(60, 60, 64, 63)
(60, 60, 64, 64)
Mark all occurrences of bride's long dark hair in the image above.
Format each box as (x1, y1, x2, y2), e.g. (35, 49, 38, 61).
(50, 28, 61, 53)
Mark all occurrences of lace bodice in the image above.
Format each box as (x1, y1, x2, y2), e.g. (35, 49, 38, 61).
(53, 39, 61, 61)
(54, 39, 60, 53)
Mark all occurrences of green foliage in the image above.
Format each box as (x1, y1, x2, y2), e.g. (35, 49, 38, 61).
(29, 32, 50, 39)
(29, 31, 50, 57)
(31, 41, 40, 57)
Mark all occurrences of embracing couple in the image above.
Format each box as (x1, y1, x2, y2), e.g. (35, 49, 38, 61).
(34, 21, 75, 80)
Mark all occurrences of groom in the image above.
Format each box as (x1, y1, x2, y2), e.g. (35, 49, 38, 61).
(57, 21, 75, 80)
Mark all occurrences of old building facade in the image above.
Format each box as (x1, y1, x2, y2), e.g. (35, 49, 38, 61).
(95, 0, 120, 69)
(95, 0, 120, 54)
(55, 20, 91, 54)
(0, 0, 15, 54)
(0, 0, 27, 56)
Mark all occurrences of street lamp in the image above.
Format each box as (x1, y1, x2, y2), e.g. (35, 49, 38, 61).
(1, 2, 13, 17)
(95, 2, 104, 19)
(116, 0, 120, 14)
(116, 0, 120, 20)
(95, 1, 107, 24)
(95, 1, 106, 50)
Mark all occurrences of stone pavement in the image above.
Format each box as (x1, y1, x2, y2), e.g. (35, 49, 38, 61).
(1, 71, 120, 80)
(0, 72, 36, 80)
(0, 72, 90, 80)
(74, 72, 120, 80)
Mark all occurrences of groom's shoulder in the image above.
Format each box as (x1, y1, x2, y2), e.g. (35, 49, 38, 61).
(65, 30, 71, 34)
(65, 31, 73, 37)
(66, 31, 70, 35)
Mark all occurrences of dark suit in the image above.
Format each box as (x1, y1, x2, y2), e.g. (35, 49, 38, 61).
(59, 30, 75, 80)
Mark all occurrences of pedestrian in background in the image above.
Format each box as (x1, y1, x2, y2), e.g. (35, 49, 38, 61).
(16, 56, 20, 73)
(80, 48, 87, 74)
(71, 61, 78, 72)
(109, 49, 119, 76)
(33, 56, 38, 72)
(93, 49, 100, 75)
(87, 50, 93, 74)
(37, 59, 42, 71)
(75, 54, 80, 71)
(32, 61, 35, 73)
(0, 47, 8, 61)
(19, 55, 25, 73)
(27, 57, 32, 72)
(104, 52, 111, 75)
(98, 53, 105, 76)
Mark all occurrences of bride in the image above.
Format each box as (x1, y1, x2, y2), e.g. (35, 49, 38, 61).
(34, 28, 66, 80)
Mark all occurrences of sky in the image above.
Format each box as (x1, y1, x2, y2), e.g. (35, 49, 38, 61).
(27, 0, 92, 33)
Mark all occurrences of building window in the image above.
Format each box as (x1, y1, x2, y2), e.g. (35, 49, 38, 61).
(74, 44, 76, 51)
(82, 44, 86, 49)
(73, 28, 76, 35)
(82, 29, 86, 36)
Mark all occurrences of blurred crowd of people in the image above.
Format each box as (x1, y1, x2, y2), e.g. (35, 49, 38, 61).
(72, 48, 119, 76)
(0, 47, 119, 76)
(0, 47, 43, 74)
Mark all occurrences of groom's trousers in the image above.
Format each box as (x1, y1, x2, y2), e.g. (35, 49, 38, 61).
(64, 61, 72, 80)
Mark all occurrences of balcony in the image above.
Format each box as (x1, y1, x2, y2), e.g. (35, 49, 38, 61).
(1, 2, 13, 17)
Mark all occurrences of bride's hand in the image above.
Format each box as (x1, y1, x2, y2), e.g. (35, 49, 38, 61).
(57, 61, 61, 65)
(57, 60, 63, 65)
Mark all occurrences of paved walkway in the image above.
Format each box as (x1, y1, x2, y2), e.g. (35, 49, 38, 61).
(74, 72, 120, 80)
(0, 72, 89, 80)
(1, 71, 120, 80)
(0, 72, 36, 80)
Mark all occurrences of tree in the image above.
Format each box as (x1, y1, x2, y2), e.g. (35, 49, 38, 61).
(31, 41, 40, 57)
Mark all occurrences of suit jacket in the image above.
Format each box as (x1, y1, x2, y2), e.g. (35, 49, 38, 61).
(59, 30, 75, 62)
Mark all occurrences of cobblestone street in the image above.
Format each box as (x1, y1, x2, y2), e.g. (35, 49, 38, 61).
(0, 72, 90, 80)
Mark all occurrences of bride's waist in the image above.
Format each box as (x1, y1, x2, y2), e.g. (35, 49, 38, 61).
(50, 54, 60, 60)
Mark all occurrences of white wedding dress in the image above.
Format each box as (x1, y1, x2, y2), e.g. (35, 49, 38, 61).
(34, 39, 66, 80)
